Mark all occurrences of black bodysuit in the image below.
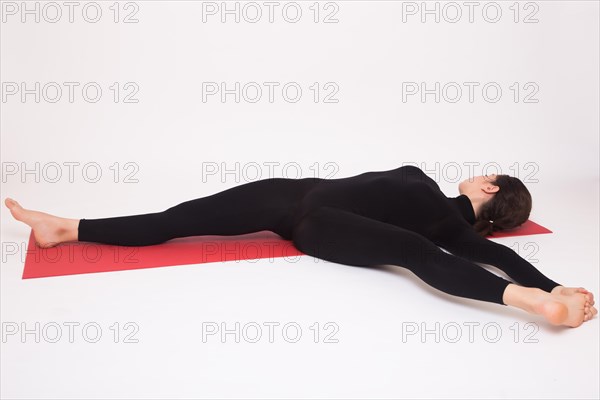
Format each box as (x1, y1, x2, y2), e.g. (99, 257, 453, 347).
(78, 165, 562, 305)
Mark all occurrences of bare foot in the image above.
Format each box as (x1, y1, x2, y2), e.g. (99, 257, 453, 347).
(504, 285, 597, 328)
(533, 291, 596, 327)
(4, 197, 78, 248)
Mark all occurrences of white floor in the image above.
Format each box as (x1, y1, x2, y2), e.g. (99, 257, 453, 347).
(2, 1, 599, 398)
(1, 175, 598, 399)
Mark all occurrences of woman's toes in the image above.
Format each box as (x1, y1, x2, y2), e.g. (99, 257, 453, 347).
(6, 197, 27, 215)
(6, 198, 21, 210)
(583, 306, 597, 322)
(571, 289, 594, 306)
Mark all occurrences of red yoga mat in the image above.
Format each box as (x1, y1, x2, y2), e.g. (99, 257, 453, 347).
(487, 219, 552, 238)
(22, 220, 552, 279)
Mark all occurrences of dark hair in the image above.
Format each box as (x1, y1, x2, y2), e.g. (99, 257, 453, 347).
(473, 174, 532, 237)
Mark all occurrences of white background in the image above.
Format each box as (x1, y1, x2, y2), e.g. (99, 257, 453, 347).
(1, 1, 599, 399)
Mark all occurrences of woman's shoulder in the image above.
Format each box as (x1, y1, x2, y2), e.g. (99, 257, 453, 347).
(386, 165, 441, 189)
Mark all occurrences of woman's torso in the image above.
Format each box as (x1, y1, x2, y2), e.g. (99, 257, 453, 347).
(272, 165, 465, 241)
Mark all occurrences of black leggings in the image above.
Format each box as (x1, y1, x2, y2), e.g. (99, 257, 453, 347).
(78, 178, 512, 305)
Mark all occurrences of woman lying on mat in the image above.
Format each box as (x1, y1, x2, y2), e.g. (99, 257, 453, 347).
(4, 165, 597, 328)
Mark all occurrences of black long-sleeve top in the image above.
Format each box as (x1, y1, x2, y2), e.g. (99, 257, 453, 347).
(292, 165, 562, 292)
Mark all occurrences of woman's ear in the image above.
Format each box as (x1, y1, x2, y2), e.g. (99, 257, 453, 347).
(481, 181, 500, 195)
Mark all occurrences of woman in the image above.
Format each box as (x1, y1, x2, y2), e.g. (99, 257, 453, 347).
(5, 165, 596, 328)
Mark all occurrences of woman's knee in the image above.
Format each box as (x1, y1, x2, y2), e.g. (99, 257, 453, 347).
(290, 206, 339, 255)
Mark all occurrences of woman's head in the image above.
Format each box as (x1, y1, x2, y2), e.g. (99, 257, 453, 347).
(459, 174, 532, 236)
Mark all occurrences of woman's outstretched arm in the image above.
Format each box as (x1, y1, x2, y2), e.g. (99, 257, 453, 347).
(435, 224, 563, 293)
(435, 224, 596, 322)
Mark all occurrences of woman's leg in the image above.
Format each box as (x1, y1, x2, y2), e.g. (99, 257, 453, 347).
(291, 206, 596, 327)
(5, 178, 319, 247)
(77, 178, 317, 246)
(292, 205, 512, 305)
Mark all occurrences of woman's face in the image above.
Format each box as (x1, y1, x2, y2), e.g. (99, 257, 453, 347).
(459, 174, 498, 195)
